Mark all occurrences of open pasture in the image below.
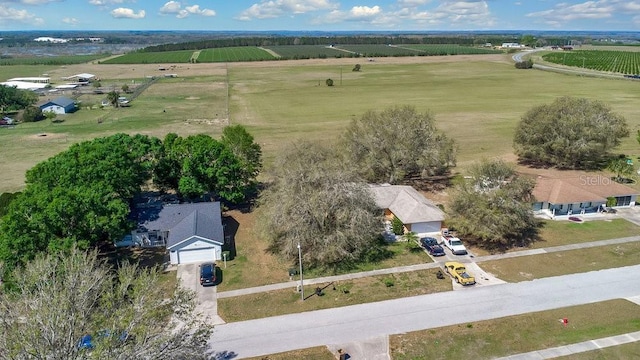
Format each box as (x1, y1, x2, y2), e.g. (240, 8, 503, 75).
(196, 47, 274, 62)
(542, 49, 640, 74)
(3, 55, 640, 193)
(102, 50, 195, 64)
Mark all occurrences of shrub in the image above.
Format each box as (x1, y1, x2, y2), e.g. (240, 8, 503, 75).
(391, 216, 404, 235)
(325, 78, 334, 86)
(515, 59, 533, 69)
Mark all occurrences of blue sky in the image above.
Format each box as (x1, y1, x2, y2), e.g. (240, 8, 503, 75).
(1, 0, 640, 31)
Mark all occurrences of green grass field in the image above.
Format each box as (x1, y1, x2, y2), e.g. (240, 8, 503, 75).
(102, 50, 195, 64)
(0, 54, 108, 66)
(3, 54, 640, 193)
(197, 47, 274, 62)
(265, 45, 351, 59)
(390, 299, 640, 359)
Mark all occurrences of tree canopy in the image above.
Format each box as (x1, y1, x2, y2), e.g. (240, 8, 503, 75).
(448, 159, 539, 250)
(343, 105, 456, 184)
(0, 248, 212, 360)
(0, 85, 38, 113)
(221, 125, 262, 198)
(154, 133, 254, 202)
(257, 141, 386, 271)
(513, 97, 629, 169)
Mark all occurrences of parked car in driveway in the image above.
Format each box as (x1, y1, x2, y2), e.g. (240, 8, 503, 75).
(420, 237, 445, 256)
(444, 261, 476, 286)
(200, 262, 216, 286)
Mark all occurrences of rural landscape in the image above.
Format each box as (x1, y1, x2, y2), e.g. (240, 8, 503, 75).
(1, 29, 640, 360)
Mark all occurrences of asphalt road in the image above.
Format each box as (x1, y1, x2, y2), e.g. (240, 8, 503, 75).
(209, 264, 640, 359)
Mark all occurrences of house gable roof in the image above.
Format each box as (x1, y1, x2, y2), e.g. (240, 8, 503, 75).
(136, 202, 224, 248)
(369, 184, 445, 223)
(41, 96, 75, 109)
(533, 175, 638, 204)
(167, 210, 223, 249)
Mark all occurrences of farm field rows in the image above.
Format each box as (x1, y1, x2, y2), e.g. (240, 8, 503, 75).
(197, 47, 274, 62)
(401, 44, 503, 55)
(337, 44, 423, 56)
(102, 50, 195, 64)
(542, 50, 640, 74)
(265, 45, 349, 59)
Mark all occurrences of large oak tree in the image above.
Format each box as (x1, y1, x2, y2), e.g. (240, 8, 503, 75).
(343, 105, 456, 184)
(448, 159, 539, 250)
(513, 96, 629, 169)
(257, 141, 385, 271)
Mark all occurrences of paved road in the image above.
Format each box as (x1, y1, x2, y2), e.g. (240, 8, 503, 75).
(209, 265, 640, 359)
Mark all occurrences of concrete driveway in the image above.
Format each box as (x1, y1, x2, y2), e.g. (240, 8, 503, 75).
(177, 263, 226, 325)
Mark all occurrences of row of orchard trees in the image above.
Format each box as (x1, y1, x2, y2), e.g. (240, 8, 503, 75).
(258, 97, 631, 270)
(0, 126, 261, 269)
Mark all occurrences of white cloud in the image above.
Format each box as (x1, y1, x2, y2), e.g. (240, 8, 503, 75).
(160, 1, 216, 18)
(526, 0, 640, 27)
(110, 7, 145, 19)
(397, 0, 431, 7)
(62, 17, 79, 25)
(349, 6, 382, 19)
(159, 1, 181, 14)
(89, 0, 125, 5)
(238, 0, 338, 20)
(0, 6, 44, 25)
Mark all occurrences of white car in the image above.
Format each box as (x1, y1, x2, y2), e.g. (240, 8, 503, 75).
(442, 235, 468, 255)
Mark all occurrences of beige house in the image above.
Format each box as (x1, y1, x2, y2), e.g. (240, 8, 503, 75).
(369, 184, 445, 235)
(532, 174, 638, 217)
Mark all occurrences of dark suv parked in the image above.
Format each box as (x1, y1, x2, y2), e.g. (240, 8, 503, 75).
(200, 263, 216, 286)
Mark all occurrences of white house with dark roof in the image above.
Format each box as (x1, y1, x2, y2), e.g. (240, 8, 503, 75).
(533, 174, 638, 218)
(40, 96, 77, 114)
(369, 184, 445, 235)
(126, 202, 224, 265)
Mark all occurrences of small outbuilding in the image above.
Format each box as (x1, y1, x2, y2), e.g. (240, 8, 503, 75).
(39, 96, 77, 114)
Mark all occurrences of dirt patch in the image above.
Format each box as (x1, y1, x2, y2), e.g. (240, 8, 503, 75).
(185, 96, 200, 100)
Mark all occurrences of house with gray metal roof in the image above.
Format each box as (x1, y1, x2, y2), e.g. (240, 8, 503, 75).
(370, 184, 445, 235)
(124, 201, 224, 265)
(39, 96, 77, 114)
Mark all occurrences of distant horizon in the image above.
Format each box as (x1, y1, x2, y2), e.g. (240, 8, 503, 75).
(2, 1, 640, 33)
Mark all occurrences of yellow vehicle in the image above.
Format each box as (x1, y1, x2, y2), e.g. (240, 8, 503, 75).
(444, 261, 476, 286)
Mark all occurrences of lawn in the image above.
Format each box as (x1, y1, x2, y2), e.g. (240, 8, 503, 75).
(478, 241, 640, 282)
(217, 210, 432, 292)
(217, 268, 452, 322)
(554, 341, 640, 360)
(244, 346, 334, 360)
(469, 218, 640, 256)
(389, 299, 640, 360)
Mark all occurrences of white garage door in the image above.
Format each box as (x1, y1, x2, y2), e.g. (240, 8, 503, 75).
(177, 247, 216, 264)
(411, 221, 441, 234)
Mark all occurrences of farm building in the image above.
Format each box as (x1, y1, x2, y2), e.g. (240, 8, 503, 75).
(501, 42, 524, 48)
(39, 96, 77, 114)
(370, 184, 445, 236)
(532, 174, 638, 218)
(120, 201, 225, 265)
(63, 73, 97, 83)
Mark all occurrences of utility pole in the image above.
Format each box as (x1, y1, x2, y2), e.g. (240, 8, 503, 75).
(297, 242, 304, 301)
